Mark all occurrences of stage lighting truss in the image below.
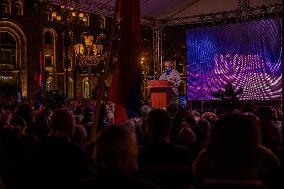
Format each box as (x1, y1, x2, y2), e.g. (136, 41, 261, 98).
(45, 1, 281, 27)
(162, 3, 282, 26)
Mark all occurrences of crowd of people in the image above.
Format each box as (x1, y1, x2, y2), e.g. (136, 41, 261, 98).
(0, 91, 283, 189)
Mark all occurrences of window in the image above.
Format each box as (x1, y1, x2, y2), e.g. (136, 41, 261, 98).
(46, 77, 52, 91)
(1, 49, 16, 65)
(68, 78, 73, 98)
(0, 32, 16, 66)
(44, 32, 53, 45)
(42, 29, 57, 74)
(82, 78, 90, 98)
(100, 16, 106, 29)
(44, 55, 53, 67)
(2, 0, 11, 14)
(13, 1, 23, 15)
(83, 15, 90, 26)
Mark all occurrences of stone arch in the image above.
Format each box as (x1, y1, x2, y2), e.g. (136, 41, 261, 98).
(42, 28, 57, 46)
(0, 20, 27, 97)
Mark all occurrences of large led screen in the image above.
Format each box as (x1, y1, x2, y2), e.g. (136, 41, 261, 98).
(186, 18, 282, 100)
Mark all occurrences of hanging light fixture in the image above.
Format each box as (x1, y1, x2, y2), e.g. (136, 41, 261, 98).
(74, 33, 105, 67)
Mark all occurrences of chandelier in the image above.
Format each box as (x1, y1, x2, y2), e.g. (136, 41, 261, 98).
(74, 33, 105, 67)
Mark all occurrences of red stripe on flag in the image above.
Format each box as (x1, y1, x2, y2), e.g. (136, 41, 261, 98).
(34, 51, 43, 89)
(34, 51, 44, 110)
(113, 104, 129, 124)
(109, 0, 141, 124)
(117, 0, 122, 18)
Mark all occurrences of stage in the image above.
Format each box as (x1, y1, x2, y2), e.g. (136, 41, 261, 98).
(186, 100, 282, 115)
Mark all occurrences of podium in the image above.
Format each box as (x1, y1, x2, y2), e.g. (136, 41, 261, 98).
(147, 80, 173, 108)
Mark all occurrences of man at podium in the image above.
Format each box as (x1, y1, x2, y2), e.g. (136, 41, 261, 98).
(159, 61, 181, 104)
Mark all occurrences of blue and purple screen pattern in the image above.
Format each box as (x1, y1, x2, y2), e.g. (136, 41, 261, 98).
(186, 18, 282, 100)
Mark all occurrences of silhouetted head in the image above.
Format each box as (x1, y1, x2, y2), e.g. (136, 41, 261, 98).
(49, 109, 75, 138)
(146, 108, 172, 143)
(94, 126, 138, 174)
(208, 114, 260, 156)
(256, 106, 274, 122)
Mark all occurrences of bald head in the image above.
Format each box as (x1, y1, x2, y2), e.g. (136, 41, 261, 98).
(163, 61, 173, 72)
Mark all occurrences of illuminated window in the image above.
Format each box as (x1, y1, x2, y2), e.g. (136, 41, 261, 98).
(2, 0, 11, 14)
(13, 1, 23, 15)
(68, 78, 73, 98)
(46, 76, 52, 91)
(83, 15, 89, 26)
(100, 16, 106, 29)
(82, 78, 90, 98)
(42, 29, 57, 84)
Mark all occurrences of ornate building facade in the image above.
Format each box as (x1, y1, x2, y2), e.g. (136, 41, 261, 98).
(0, 0, 113, 100)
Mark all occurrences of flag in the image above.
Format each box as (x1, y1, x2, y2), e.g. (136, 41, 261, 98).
(34, 51, 44, 111)
(109, 0, 142, 124)
(34, 51, 43, 89)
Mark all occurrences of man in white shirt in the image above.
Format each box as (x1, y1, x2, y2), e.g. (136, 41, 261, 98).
(159, 61, 181, 104)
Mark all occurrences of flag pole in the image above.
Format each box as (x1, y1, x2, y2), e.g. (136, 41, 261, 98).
(89, 0, 120, 144)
